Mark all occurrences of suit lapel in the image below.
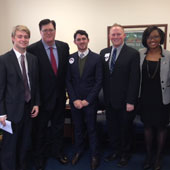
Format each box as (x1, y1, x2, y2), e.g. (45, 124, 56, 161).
(105, 47, 112, 73)
(10, 50, 23, 80)
(55, 42, 62, 72)
(38, 41, 55, 76)
(26, 53, 32, 87)
(114, 44, 127, 66)
(74, 53, 81, 79)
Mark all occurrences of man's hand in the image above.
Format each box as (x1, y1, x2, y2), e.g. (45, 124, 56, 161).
(81, 100, 89, 107)
(0, 115, 7, 126)
(126, 103, 134, 112)
(31, 106, 39, 118)
(73, 100, 83, 109)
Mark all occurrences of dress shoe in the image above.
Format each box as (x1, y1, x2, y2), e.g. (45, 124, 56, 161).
(143, 158, 152, 170)
(153, 159, 161, 170)
(35, 159, 46, 170)
(57, 154, 69, 164)
(143, 163, 152, 170)
(72, 153, 81, 165)
(117, 157, 129, 167)
(104, 153, 119, 162)
(91, 157, 100, 170)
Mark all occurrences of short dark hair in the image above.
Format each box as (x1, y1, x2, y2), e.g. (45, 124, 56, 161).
(142, 25, 165, 48)
(39, 19, 56, 31)
(74, 30, 89, 40)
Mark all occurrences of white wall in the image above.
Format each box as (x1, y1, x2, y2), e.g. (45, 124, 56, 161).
(0, 0, 170, 54)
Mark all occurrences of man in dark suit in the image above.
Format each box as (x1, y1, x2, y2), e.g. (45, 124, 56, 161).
(27, 19, 69, 170)
(0, 25, 40, 170)
(66, 30, 102, 170)
(100, 24, 140, 167)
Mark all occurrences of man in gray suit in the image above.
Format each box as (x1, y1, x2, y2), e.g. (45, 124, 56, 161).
(0, 25, 40, 170)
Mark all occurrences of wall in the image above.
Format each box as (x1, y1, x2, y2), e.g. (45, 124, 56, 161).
(0, 0, 170, 54)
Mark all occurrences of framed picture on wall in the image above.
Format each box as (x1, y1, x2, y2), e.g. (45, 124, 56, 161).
(107, 24, 168, 50)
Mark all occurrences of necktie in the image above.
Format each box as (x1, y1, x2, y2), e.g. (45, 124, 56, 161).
(110, 48, 117, 73)
(79, 53, 84, 59)
(49, 47, 58, 75)
(20, 55, 31, 102)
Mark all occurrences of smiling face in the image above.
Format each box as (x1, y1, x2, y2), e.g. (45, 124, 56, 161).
(12, 30, 30, 53)
(109, 26, 126, 48)
(74, 34, 89, 52)
(147, 30, 161, 49)
(40, 22, 56, 46)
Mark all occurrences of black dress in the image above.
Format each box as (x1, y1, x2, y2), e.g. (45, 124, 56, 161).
(140, 58, 170, 127)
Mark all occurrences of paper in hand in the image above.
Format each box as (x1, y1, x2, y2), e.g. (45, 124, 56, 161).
(0, 120, 13, 134)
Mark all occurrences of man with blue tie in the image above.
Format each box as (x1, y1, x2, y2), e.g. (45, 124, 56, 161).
(66, 30, 102, 170)
(100, 23, 140, 167)
(27, 19, 69, 170)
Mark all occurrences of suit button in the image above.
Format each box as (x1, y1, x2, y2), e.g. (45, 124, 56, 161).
(161, 81, 164, 83)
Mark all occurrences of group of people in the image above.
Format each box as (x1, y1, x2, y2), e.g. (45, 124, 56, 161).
(0, 19, 169, 170)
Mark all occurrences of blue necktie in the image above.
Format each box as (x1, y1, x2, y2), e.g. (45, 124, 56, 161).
(79, 53, 84, 59)
(110, 48, 117, 73)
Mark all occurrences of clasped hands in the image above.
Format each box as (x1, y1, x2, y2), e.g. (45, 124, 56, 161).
(73, 100, 89, 109)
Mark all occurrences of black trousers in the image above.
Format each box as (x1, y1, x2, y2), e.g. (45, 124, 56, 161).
(0, 102, 32, 170)
(106, 104, 136, 157)
(71, 103, 98, 157)
(33, 97, 66, 160)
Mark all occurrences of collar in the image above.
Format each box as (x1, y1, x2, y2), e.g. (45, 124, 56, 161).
(78, 48, 89, 58)
(41, 39, 57, 50)
(13, 48, 26, 60)
(112, 42, 124, 51)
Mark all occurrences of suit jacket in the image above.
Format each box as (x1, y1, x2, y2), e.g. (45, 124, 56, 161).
(27, 40, 69, 110)
(0, 50, 40, 123)
(100, 44, 140, 108)
(139, 48, 170, 104)
(66, 50, 103, 105)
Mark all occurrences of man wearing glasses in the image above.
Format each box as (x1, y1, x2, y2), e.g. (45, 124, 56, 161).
(27, 19, 69, 170)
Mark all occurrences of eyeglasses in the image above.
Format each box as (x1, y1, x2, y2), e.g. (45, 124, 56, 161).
(147, 35, 160, 40)
(41, 29, 55, 33)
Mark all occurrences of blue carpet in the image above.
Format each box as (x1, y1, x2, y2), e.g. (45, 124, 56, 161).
(31, 153, 170, 170)
(31, 141, 170, 170)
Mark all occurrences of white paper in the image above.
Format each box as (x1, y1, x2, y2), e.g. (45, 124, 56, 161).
(0, 120, 13, 134)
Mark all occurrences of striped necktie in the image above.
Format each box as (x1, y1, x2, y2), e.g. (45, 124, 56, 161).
(20, 55, 31, 102)
(110, 48, 117, 73)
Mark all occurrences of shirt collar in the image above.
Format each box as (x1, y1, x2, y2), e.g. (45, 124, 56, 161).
(78, 48, 89, 58)
(41, 39, 57, 50)
(112, 42, 124, 51)
(13, 48, 26, 60)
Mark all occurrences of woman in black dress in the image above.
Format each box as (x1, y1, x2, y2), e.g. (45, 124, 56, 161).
(139, 26, 170, 170)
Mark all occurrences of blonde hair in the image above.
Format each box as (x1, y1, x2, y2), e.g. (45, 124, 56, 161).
(110, 23, 124, 32)
(11, 25, 30, 38)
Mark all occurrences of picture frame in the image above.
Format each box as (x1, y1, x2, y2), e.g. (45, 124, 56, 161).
(107, 24, 168, 50)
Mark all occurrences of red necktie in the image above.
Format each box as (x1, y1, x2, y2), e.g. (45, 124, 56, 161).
(20, 55, 31, 102)
(49, 47, 58, 75)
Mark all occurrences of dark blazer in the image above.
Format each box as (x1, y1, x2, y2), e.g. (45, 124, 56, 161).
(0, 50, 40, 123)
(66, 50, 103, 105)
(100, 44, 140, 108)
(27, 40, 69, 110)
